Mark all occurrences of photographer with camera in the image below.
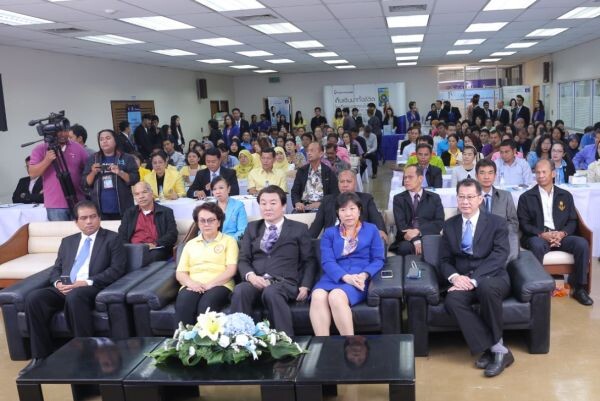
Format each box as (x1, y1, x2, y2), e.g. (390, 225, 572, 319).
(29, 127, 88, 221)
(82, 129, 139, 220)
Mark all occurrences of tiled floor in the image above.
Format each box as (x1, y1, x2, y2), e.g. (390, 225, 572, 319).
(1, 162, 599, 401)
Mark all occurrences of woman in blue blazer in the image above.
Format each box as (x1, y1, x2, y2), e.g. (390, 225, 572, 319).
(310, 192, 385, 336)
(211, 177, 247, 240)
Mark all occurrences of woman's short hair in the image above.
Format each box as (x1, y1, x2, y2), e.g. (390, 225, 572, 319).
(210, 176, 229, 190)
(192, 202, 224, 225)
(335, 192, 363, 215)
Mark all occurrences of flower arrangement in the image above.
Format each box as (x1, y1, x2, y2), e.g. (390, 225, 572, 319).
(148, 310, 306, 366)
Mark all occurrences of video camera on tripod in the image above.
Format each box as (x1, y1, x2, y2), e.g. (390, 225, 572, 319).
(22, 111, 78, 215)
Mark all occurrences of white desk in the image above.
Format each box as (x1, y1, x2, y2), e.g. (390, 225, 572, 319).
(388, 183, 600, 256)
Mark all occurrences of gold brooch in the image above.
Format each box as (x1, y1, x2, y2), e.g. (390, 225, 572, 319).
(558, 201, 565, 211)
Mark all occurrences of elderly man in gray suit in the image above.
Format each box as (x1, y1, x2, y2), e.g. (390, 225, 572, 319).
(475, 159, 519, 261)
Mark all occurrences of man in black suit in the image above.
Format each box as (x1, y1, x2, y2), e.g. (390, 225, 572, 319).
(351, 107, 363, 128)
(310, 107, 327, 132)
(439, 179, 513, 377)
(390, 165, 444, 255)
(291, 142, 338, 212)
(232, 108, 250, 134)
(133, 114, 153, 161)
(116, 120, 136, 154)
(512, 95, 531, 126)
(517, 159, 592, 305)
(118, 182, 178, 263)
(21, 201, 125, 374)
(187, 148, 239, 199)
(492, 101, 509, 125)
(230, 186, 316, 336)
(308, 170, 386, 241)
(12, 156, 44, 204)
(482, 101, 493, 120)
(406, 143, 443, 188)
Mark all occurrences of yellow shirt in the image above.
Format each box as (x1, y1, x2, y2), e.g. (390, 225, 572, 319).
(138, 167, 151, 182)
(177, 232, 238, 291)
(247, 167, 287, 192)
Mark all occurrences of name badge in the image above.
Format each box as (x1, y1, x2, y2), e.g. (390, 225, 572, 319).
(102, 175, 114, 189)
(214, 244, 224, 254)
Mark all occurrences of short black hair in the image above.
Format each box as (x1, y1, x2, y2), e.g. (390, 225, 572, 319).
(151, 115, 159, 122)
(25, 156, 31, 163)
(516, 95, 524, 101)
(74, 200, 99, 220)
(257, 185, 287, 205)
(205, 147, 221, 159)
(118, 120, 129, 132)
(261, 147, 276, 158)
(151, 150, 168, 163)
(232, 108, 240, 113)
(142, 113, 152, 120)
(335, 192, 363, 216)
(217, 143, 229, 153)
(456, 178, 482, 195)
(193, 202, 225, 227)
(325, 143, 337, 152)
(404, 164, 424, 177)
(415, 143, 432, 153)
(500, 139, 517, 150)
(71, 124, 88, 143)
(301, 132, 314, 141)
(352, 107, 358, 112)
(476, 158, 497, 174)
(314, 107, 321, 112)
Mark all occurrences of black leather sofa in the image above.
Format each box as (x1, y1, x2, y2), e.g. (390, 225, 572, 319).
(126, 240, 404, 337)
(0, 244, 169, 360)
(403, 235, 555, 357)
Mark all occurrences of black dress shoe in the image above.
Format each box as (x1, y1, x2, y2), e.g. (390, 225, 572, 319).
(19, 357, 44, 376)
(475, 350, 493, 369)
(484, 350, 514, 377)
(573, 288, 594, 306)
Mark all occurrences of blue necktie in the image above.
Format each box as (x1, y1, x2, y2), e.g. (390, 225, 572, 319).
(70, 237, 91, 282)
(461, 220, 473, 255)
(261, 225, 279, 253)
(485, 194, 492, 213)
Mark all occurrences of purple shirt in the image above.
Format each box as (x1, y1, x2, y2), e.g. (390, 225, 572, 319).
(572, 144, 597, 170)
(30, 140, 88, 208)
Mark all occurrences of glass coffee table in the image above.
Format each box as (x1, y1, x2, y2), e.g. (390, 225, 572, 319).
(16, 337, 164, 401)
(295, 334, 415, 401)
(122, 336, 311, 401)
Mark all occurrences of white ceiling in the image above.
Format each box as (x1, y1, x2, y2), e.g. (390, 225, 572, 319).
(0, 0, 598, 75)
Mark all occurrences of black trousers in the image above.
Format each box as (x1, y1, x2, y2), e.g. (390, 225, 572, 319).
(25, 285, 100, 358)
(444, 277, 510, 355)
(389, 240, 415, 256)
(363, 152, 378, 175)
(174, 286, 231, 327)
(526, 235, 589, 286)
(229, 281, 298, 336)
(146, 247, 172, 263)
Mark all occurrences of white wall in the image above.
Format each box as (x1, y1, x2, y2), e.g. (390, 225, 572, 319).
(0, 45, 234, 202)
(232, 67, 438, 124)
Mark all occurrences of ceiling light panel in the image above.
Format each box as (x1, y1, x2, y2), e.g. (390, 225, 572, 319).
(397, 62, 417, 66)
(236, 50, 273, 57)
(506, 41, 537, 48)
(250, 22, 301, 34)
(286, 40, 323, 49)
(193, 37, 243, 46)
(336, 65, 356, 69)
(230, 65, 258, 69)
(455, 39, 486, 45)
(391, 34, 424, 43)
(0, 9, 53, 26)
(265, 59, 294, 64)
(480, 58, 501, 62)
(78, 35, 144, 45)
(526, 28, 568, 37)
(151, 49, 196, 56)
(197, 59, 232, 64)
(396, 56, 419, 61)
(558, 7, 600, 19)
(309, 51, 338, 57)
(447, 50, 472, 55)
(465, 22, 508, 32)
(120, 16, 194, 31)
(194, 0, 265, 12)
(490, 51, 516, 56)
(394, 47, 421, 54)
(323, 59, 348, 64)
(386, 15, 429, 28)
(254, 69, 277, 73)
(483, 0, 537, 11)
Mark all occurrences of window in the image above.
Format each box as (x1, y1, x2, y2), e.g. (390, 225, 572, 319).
(558, 82, 573, 129)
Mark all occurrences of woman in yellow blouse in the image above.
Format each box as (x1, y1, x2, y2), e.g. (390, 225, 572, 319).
(175, 203, 238, 325)
(143, 151, 185, 199)
(273, 146, 289, 172)
(234, 149, 255, 179)
(292, 110, 306, 131)
(333, 108, 344, 129)
(180, 150, 205, 186)
(131, 152, 151, 182)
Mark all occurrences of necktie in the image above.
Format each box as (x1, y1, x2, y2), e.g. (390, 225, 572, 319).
(461, 220, 473, 255)
(70, 237, 91, 282)
(211, 172, 217, 182)
(262, 225, 279, 253)
(411, 194, 420, 228)
(484, 194, 492, 213)
(422, 168, 429, 188)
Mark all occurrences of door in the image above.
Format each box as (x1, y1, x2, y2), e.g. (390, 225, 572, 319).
(532, 85, 540, 109)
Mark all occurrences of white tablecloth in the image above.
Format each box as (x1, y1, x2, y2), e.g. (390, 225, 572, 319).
(388, 183, 600, 256)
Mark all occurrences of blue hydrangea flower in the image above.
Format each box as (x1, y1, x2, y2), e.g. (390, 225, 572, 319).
(222, 313, 256, 337)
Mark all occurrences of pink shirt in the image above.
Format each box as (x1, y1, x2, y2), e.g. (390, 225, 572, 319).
(29, 140, 89, 208)
(336, 146, 351, 163)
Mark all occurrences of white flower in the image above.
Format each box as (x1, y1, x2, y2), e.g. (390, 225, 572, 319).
(189, 346, 196, 356)
(269, 333, 277, 346)
(235, 334, 250, 347)
(257, 340, 267, 348)
(218, 335, 231, 348)
(196, 310, 225, 341)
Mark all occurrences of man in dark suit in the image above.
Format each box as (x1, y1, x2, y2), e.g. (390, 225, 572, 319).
(232, 108, 250, 134)
(390, 165, 444, 255)
(406, 143, 443, 188)
(492, 101, 510, 125)
(482, 101, 493, 120)
(291, 142, 338, 212)
(21, 201, 125, 374)
(351, 107, 363, 128)
(512, 95, 531, 126)
(12, 156, 44, 204)
(308, 170, 386, 241)
(439, 178, 513, 377)
(187, 148, 239, 199)
(517, 159, 592, 305)
(118, 182, 178, 263)
(133, 114, 153, 161)
(230, 186, 316, 336)
(310, 107, 327, 132)
(116, 120, 136, 154)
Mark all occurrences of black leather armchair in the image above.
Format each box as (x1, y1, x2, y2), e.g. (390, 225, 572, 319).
(403, 235, 555, 357)
(0, 244, 169, 360)
(127, 240, 404, 336)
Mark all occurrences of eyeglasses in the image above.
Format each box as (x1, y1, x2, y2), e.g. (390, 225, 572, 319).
(198, 218, 218, 225)
(457, 195, 480, 202)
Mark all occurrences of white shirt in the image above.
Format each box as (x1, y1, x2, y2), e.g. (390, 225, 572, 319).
(539, 185, 555, 230)
(28, 176, 39, 194)
(402, 142, 416, 158)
